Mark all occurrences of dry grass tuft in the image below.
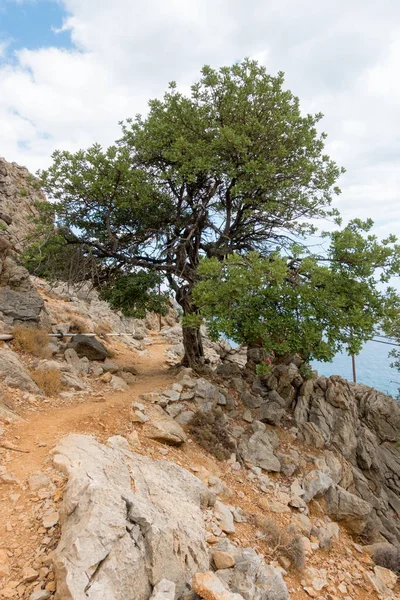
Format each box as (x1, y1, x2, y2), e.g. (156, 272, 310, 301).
(69, 316, 89, 334)
(94, 321, 112, 337)
(30, 368, 62, 396)
(12, 325, 50, 358)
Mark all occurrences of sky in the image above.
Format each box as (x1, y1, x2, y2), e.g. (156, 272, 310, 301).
(0, 0, 399, 239)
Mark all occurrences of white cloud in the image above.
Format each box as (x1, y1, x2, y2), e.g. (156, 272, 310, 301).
(0, 0, 400, 235)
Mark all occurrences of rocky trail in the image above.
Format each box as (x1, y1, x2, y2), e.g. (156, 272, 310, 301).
(0, 336, 177, 599)
(0, 336, 172, 480)
(1, 333, 399, 599)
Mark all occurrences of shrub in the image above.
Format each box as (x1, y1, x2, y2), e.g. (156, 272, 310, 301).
(299, 363, 315, 381)
(253, 516, 306, 570)
(256, 362, 272, 377)
(69, 317, 89, 334)
(284, 528, 306, 570)
(374, 546, 400, 573)
(12, 325, 50, 358)
(30, 368, 62, 396)
(357, 518, 380, 545)
(188, 408, 236, 461)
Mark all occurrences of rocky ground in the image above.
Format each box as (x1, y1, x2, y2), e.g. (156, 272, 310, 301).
(1, 156, 400, 600)
(0, 313, 399, 599)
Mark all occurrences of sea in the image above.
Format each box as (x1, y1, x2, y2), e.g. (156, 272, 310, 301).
(311, 339, 400, 399)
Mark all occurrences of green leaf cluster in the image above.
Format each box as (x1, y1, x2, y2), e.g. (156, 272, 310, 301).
(99, 271, 169, 319)
(193, 220, 400, 362)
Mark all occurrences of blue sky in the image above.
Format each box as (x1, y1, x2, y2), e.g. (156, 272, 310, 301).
(0, 0, 71, 57)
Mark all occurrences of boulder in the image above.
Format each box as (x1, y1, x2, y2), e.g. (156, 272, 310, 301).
(145, 406, 187, 445)
(100, 361, 119, 374)
(110, 375, 129, 390)
(38, 359, 72, 373)
(215, 362, 242, 378)
(302, 470, 333, 504)
(294, 376, 360, 461)
(149, 579, 176, 600)
(0, 349, 40, 393)
(68, 335, 110, 360)
(359, 387, 400, 443)
(192, 572, 245, 600)
(257, 402, 285, 425)
(213, 551, 236, 570)
(241, 391, 263, 409)
(214, 501, 235, 534)
(0, 285, 44, 324)
(214, 542, 290, 600)
(175, 410, 195, 425)
(238, 424, 281, 473)
(52, 434, 212, 600)
(195, 378, 222, 402)
(325, 485, 373, 533)
(60, 372, 87, 391)
(64, 348, 86, 375)
(297, 422, 325, 448)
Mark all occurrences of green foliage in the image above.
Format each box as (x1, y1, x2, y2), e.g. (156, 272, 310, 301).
(35, 60, 342, 291)
(182, 313, 203, 328)
(24, 228, 106, 289)
(299, 363, 315, 380)
(38, 144, 172, 252)
(32, 59, 344, 364)
(193, 220, 400, 362)
(256, 362, 272, 377)
(99, 271, 169, 318)
(19, 188, 28, 197)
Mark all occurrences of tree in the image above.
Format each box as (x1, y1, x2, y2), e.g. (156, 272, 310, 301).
(37, 59, 343, 367)
(193, 220, 400, 363)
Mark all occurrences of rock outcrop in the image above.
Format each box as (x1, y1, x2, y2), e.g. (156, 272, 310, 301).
(0, 157, 43, 252)
(248, 363, 400, 545)
(0, 157, 47, 330)
(52, 434, 213, 600)
(0, 349, 41, 393)
(52, 434, 292, 600)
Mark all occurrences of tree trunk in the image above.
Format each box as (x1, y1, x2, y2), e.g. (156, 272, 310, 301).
(176, 286, 205, 368)
(181, 324, 204, 367)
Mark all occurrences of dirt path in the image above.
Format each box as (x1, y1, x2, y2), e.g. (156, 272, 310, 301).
(0, 338, 392, 600)
(1, 340, 173, 482)
(0, 338, 174, 599)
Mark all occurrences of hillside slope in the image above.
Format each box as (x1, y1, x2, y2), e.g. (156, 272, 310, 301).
(0, 157, 399, 600)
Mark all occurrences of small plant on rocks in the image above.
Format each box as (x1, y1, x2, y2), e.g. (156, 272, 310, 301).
(374, 546, 400, 573)
(188, 408, 236, 461)
(253, 515, 306, 570)
(357, 518, 381, 545)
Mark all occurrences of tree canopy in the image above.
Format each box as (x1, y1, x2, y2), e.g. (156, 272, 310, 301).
(193, 220, 400, 362)
(34, 59, 344, 366)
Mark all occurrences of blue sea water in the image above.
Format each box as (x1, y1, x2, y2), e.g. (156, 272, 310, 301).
(312, 339, 400, 398)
